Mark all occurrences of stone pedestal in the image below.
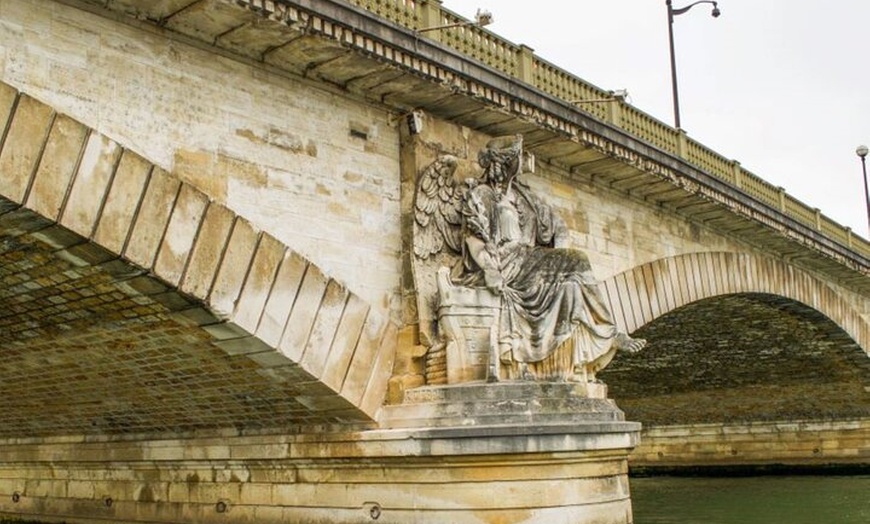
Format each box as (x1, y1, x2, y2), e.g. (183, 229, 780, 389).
(372, 382, 641, 523)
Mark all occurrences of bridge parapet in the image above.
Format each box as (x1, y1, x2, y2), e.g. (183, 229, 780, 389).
(345, 0, 868, 257)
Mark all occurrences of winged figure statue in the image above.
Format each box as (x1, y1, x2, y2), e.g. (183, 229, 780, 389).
(412, 135, 645, 383)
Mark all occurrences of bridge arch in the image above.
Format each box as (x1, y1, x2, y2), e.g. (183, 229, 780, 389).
(599, 252, 870, 426)
(601, 251, 870, 354)
(0, 83, 394, 437)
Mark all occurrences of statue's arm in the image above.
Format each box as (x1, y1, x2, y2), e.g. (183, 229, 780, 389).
(552, 214, 569, 248)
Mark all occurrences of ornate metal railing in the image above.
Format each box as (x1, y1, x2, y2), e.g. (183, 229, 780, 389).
(346, 0, 869, 258)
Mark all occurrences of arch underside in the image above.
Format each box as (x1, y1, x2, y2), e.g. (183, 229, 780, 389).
(600, 253, 870, 426)
(0, 82, 395, 438)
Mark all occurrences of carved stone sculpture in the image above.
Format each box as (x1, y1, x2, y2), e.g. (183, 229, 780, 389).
(413, 135, 645, 384)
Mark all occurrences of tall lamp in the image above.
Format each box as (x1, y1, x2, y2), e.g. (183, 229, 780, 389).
(857, 145, 870, 235)
(666, 0, 720, 129)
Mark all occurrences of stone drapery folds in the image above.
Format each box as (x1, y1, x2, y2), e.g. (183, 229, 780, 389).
(413, 135, 645, 384)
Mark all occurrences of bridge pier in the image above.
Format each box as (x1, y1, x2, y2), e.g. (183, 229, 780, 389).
(0, 383, 639, 524)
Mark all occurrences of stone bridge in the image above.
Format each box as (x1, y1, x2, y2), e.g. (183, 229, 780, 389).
(0, 0, 867, 522)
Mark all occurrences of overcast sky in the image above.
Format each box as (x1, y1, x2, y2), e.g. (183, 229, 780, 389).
(443, 0, 870, 238)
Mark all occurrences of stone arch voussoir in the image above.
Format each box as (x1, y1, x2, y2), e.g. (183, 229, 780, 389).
(601, 252, 870, 355)
(0, 82, 395, 421)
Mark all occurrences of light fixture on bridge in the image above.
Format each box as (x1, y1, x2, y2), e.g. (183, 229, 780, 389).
(856, 144, 869, 235)
(417, 8, 494, 33)
(666, 0, 721, 129)
(572, 89, 630, 105)
(390, 109, 425, 135)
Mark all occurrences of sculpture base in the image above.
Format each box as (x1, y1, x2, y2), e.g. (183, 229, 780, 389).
(371, 382, 641, 523)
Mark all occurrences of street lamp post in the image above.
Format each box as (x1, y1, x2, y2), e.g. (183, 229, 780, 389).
(857, 145, 870, 235)
(666, 0, 720, 129)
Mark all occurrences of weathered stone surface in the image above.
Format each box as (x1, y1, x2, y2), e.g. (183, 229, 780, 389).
(341, 312, 388, 406)
(321, 294, 370, 392)
(25, 114, 89, 220)
(256, 250, 308, 347)
(180, 202, 235, 300)
(300, 279, 349, 379)
(153, 183, 209, 286)
(0, 423, 641, 524)
(0, 1, 868, 523)
(279, 263, 329, 362)
(0, 95, 54, 204)
(59, 132, 123, 238)
(232, 233, 285, 334)
(209, 218, 259, 318)
(92, 150, 151, 254)
(125, 168, 181, 269)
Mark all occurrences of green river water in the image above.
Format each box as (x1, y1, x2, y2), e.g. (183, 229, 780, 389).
(630, 475, 870, 523)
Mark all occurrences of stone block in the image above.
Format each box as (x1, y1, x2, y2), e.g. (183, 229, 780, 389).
(0, 95, 54, 204)
(300, 279, 348, 380)
(320, 294, 369, 392)
(55, 241, 117, 267)
(245, 348, 293, 366)
(59, 132, 122, 238)
(30, 224, 86, 250)
(25, 114, 89, 221)
(0, 82, 17, 137)
(279, 263, 329, 363)
(125, 167, 181, 269)
(341, 311, 388, 405)
(212, 336, 271, 357)
(180, 202, 235, 301)
(209, 217, 259, 318)
(232, 233, 285, 335)
(202, 321, 250, 341)
(153, 183, 209, 287)
(239, 482, 273, 505)
(256, 250, 307, 347)
(0, 207, 52, 237)
(92, 150, 152, 255)
(361, 321, 398, 415)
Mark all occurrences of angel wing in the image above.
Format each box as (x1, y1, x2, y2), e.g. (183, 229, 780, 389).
(413, 155, 467, 259)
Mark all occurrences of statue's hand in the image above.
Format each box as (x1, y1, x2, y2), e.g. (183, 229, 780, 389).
(483, 269, 504, 294)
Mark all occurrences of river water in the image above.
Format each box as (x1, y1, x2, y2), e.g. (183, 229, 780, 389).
(630, 475, 870, 524)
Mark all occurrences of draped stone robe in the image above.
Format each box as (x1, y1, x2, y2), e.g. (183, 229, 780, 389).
(454, 181, 619, 367)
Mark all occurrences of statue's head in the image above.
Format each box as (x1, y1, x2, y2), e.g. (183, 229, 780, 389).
(478, 135, 523, 187)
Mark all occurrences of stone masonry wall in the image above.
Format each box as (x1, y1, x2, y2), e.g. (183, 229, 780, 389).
(2, 1, 866, 328)
(0, 0, 402, 319)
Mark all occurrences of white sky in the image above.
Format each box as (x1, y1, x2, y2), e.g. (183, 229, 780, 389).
(443, 0, 870, 238)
